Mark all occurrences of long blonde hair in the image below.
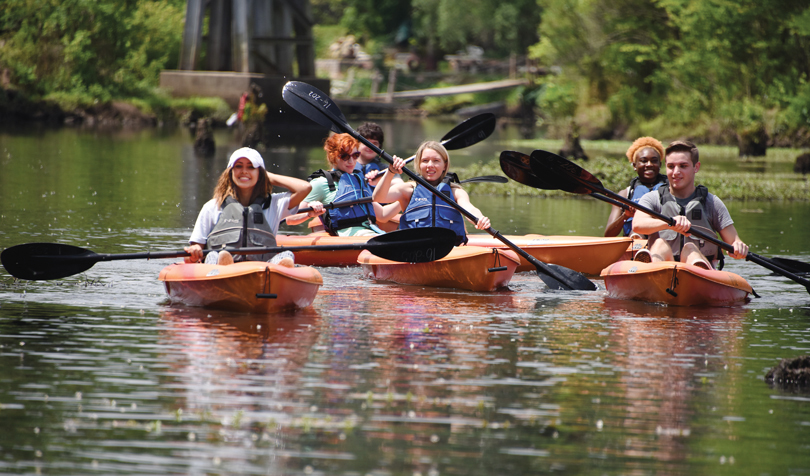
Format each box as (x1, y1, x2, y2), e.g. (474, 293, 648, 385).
(212, 165, 272, 207)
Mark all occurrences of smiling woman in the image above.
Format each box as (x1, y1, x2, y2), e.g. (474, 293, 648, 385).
(184, 147, 312, 265)
(372, 140, 492, 245)
(604, 137, 668, 238)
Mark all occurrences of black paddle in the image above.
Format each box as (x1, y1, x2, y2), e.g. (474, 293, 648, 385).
(294, 175, 508, 214)
(1, 227, 458, 281)
(499, 150, 627, 209)
(282, 81, 596, 291)
(529, 149, 810, 294)
(374, 113, 497, 180)
(768, 257, 810, 276)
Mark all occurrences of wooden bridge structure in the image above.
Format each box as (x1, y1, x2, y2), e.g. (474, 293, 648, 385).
(160, 0, 328, 121)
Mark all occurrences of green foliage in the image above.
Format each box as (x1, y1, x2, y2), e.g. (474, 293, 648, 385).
(0, 0, 185, 100)
(719, 99, 766, 135)
(339, 0, 413, 43)
(530, 0, 810, 142)
(536, 79, 579, 121)
(313, 25, 349, 59)
(337, 0, 539, 58)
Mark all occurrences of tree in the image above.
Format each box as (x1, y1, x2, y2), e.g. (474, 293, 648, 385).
(0, 0, 185, 101)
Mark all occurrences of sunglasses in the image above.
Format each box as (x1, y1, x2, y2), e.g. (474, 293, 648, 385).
(339, 151, 361, 161)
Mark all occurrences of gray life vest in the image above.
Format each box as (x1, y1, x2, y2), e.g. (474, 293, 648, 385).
(206, 196, 277, 262)
(658, 185, 719, 260)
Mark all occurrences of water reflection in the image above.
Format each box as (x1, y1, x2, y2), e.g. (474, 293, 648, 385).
(601, 299, 747, 466)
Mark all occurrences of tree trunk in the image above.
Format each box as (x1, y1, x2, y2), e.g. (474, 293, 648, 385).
(559, 121, 588, 160)
(193, 118, 215, 157)
(737, 125, 768, 157)
(794, 152, 810, 174)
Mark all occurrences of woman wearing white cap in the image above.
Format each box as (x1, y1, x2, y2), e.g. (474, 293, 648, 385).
(184, 147, 320, 265)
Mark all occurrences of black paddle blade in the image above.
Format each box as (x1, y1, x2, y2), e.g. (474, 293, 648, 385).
(365, 227, 457, 263)
(442, 113, 497, 150)
(499, 150, 559, 190)
(282, 81, 348, 134)
(769, 257, 810, 276)
(530, 149, 604, 195)
(538, 264, 599, 291)
(1, 243, 98, 280)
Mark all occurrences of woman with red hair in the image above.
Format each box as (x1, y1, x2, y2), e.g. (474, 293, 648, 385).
(287, 134, 399, 236)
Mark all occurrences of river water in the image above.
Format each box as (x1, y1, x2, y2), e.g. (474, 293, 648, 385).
(1, 122, 809, 475)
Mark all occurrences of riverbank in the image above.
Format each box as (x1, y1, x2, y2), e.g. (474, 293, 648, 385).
(0, 87, 232, 128)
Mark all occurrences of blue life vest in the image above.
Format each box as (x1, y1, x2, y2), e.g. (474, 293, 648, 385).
(400, 182, 467, 245)
(355, 157, 383, 176)
(355, 157, 383, 189)
(320, 170, 377, 235)
(623, 174, 668, 236)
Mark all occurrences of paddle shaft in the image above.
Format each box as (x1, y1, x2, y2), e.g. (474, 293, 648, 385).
(63, 241, 443, 263)
(374, 113, 495, 180)
(298, 196, 372, 214)
(356, 138, 585, 289)
(592, 193, 628, 210)
(296, 176, 505, 214)
(580, 182, 810, 289)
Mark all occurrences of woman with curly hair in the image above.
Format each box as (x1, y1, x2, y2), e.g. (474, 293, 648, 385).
(604, 137, 668, 238)
(286, 133, 399, 236)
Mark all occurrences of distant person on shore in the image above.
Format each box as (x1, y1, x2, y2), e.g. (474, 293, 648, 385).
(373, 140, 490, 245)
(604, 137, 668, 237)
(632, 140, 749, 269)
(286, 134, 399, 236)
(184, 148, 313, 266)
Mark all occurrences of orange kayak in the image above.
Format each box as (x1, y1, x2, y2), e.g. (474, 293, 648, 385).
(358, 246, 520, 291)
(159, 261, 323, 313)
(600, 260, 752, 306)
(276, 233, 373, 267)
(305, 214, 401, 233)
(278, 233, 630, 273)
(465, 234, 631, 274)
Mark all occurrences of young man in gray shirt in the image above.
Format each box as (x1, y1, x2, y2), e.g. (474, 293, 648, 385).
(632, 140, 749, 269)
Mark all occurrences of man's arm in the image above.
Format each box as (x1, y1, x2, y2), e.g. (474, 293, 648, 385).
(718, 224, 749, 259)
(631, 193, 693, 236)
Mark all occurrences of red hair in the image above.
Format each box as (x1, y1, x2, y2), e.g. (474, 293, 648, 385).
(323, 134, 359, 168)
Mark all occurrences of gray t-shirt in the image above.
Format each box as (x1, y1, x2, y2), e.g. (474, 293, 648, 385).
(636, 188, 734, 256)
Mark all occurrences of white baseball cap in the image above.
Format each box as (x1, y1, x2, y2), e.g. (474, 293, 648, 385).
(227, 147, 265, 169)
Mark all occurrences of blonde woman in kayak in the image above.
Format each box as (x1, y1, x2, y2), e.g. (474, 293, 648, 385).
(373, 140, 490, 245)
(184, 147, 317, 265)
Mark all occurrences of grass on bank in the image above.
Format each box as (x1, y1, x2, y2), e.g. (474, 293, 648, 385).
(32, 88, 233, 124)
(455, 141, 810, 201)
